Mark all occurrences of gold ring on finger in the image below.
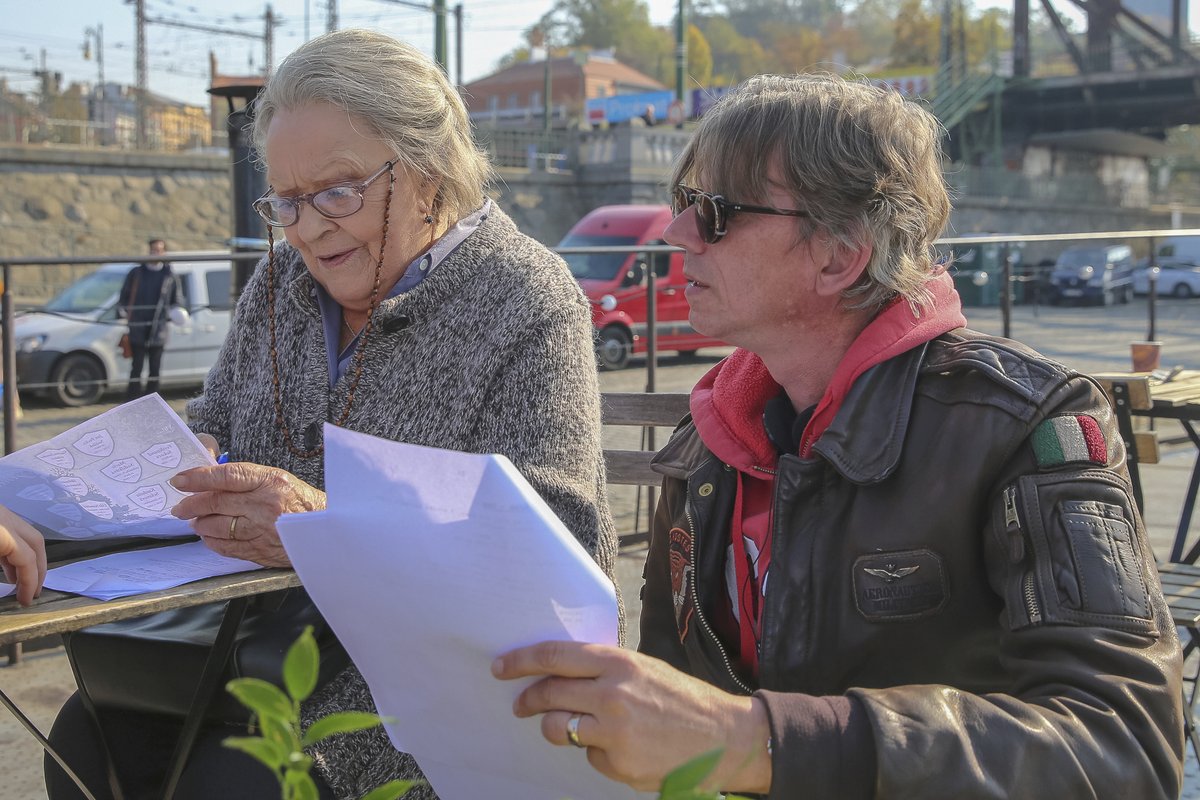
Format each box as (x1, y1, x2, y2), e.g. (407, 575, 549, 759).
(566, 712, 585, 748)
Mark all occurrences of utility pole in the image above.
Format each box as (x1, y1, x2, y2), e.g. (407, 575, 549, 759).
(83, 24, 105, 144)
(124, 0, 148, 148)
(264, 5, 275, 77)
(36, 49, 51, 110)
(674, 0, 686, 103)
(454, 3, 463, 87)
(433, 0, 448, 73)
(367, 0, 448, 74)
(327, 0, 338, 33)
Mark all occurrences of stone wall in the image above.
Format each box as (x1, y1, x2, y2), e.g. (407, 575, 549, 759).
(0, 146, 231, 300)
(3, 140, 1197, 303)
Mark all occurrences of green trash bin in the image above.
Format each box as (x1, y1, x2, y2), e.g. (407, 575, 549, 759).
(949, 241, 1023, 307)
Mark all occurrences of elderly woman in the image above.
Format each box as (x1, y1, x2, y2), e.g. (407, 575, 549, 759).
(45, 29, 619, 800)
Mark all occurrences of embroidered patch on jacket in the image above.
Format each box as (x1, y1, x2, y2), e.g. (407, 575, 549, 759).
(668, 526, 695, 640)
(853, 549, 948, 621)
(1032, 414, 1107, 468)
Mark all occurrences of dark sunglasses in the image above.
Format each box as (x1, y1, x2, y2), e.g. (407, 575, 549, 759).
(671, 184, 809, 244)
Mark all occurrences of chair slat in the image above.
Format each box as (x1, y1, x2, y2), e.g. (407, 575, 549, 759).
(601, 393, 690, 427)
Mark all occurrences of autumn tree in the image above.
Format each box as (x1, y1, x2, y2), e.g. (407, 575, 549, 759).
(684, 24, 715, 89)
(890, 0, 939, 68)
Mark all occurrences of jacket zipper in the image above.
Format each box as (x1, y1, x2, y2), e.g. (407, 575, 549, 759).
(751, 465, 776, 476)
(685, 504, 753, 695)
(1005, 485, 1042, 625)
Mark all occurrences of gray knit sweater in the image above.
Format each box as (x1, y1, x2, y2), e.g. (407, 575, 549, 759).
(186, 206, 621, 799)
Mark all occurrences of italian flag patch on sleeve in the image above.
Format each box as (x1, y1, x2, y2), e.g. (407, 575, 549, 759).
(1032, 414, 1108, 468)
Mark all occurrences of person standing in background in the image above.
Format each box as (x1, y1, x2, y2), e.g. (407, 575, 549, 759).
(118, 238, 186, 399)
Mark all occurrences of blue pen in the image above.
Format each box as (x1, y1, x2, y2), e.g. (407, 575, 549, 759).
(217, 452, 231, 464)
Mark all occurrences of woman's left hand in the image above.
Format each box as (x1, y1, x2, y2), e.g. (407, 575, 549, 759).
(492, 642, 772, 794)
(169, 463, 326, 567)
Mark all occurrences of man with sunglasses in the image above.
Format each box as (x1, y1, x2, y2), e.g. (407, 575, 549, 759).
(496, 74, 1183, 798)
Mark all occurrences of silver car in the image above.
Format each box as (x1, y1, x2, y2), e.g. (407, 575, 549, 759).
(14, 260, 233, 406)
(1133, 260, 1200, 298)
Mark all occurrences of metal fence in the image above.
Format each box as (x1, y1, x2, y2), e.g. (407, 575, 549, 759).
(3, 226, 1200, 448)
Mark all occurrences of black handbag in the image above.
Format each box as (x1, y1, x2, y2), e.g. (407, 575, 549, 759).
(65, 587, 350, 725)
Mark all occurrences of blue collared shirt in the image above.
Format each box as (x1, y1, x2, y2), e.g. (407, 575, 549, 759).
(315, 199, 492, 384)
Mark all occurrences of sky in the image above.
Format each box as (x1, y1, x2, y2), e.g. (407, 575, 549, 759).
(0, 0, 1194, 109)
(0, 0, 684, 106)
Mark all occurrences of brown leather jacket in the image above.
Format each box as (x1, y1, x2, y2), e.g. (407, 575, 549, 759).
(640, 329, 1184, 799)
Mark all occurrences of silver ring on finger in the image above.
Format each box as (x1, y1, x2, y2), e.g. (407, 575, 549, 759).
(228, 515, 240, 541)
(566, 712, 586, 748)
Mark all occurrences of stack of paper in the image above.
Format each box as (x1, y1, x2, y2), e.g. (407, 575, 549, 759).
(0, 394, 213, 541)
(277, 424, 649, 800)
(41, 541, 259, 600)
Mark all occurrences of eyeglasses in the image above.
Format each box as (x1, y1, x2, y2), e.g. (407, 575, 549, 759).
(671, 184, 809, 244)
(253, 161, 395, 227)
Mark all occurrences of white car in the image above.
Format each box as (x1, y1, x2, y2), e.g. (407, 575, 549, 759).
(15, 260, 234, 406)
(1132, 261, 1200, 299)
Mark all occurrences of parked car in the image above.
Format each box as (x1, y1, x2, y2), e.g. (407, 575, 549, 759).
(1048, 244, 1134, 305)
(1153, 235, 1200, 264)
(15, 259, 234, 406)
(1133, 260, 1200, 298)
(558, 205, 726, 370)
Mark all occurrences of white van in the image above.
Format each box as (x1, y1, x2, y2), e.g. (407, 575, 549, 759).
(14, 260, 234, 406)
(1155, 236, 1200, 265)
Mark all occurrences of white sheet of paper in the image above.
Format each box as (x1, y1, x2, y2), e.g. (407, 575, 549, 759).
(276, 424, 648, 800)
(42, 541, 260, 600)
(0, 394, 213, 540)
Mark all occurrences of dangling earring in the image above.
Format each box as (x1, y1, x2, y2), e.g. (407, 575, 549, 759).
(422, 213, 434, 225)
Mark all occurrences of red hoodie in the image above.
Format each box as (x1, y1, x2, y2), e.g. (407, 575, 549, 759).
(688, 273, 967, 674)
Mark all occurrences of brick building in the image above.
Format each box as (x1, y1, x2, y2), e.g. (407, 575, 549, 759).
(463, 51, 664, 128)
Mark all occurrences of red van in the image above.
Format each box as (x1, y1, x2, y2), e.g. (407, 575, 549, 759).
(557, 205, 726, 369)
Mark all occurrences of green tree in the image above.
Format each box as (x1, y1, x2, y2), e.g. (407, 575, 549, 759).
(768, 24, 827, 73)
(890, 0, 939, 68)
(700, 16, 771, 83)
(552, 0, 671, 76)
(684, 24, 714, 89)
(841, 0, 895, 67)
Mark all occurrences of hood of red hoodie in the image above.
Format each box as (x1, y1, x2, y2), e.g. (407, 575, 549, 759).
(690, 272, 967, 472)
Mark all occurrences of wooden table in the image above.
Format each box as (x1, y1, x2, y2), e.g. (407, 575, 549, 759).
(1138, 370, 1200, 564)
(0, 567, 299, 800)
(0, 568, 298, 647)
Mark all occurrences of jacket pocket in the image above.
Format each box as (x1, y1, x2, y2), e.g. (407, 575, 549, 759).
(1004, 470, 1157, 636)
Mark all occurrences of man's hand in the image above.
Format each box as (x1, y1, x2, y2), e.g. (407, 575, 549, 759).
(0, 506, 46, 606)
(169, 463, 326, 567)
(492, 642, 772, 794)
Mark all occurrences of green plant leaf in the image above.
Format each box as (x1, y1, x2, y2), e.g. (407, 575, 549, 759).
(283, 767, 319, 800)
(227, 677, 295, 722)
(284, 625, 320, 702)
(359, 779, 422, 800)
(259, 712, 301, 750)
(222, 735, 289, 771)
(659, 748, 723, 797)
(301, 711, 386, 747)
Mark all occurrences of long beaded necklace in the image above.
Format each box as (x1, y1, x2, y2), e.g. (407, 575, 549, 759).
(265, 165, 396, 459)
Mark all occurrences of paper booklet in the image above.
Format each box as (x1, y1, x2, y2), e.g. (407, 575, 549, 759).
(276, 424, 650, 800)
(0, 393, 212, 541)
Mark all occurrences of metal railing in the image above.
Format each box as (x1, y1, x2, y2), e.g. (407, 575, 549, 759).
(5, 227, 1200, 447)
(0, 251, 265, 455)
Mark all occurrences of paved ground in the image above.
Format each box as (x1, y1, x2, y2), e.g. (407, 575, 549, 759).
(3, 296, 1200, 798)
